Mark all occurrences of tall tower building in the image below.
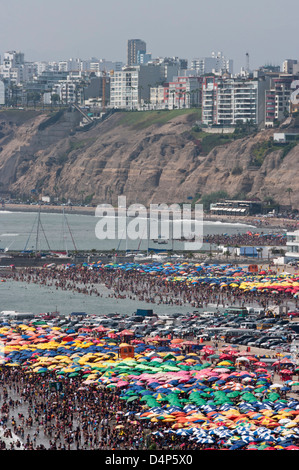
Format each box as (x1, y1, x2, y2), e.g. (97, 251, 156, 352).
(127, 39, 146, 66)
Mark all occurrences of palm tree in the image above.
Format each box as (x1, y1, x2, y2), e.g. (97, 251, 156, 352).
(224, 249, 231, 261)
(170, 90, 176, 110)
(256, 247, 263, 259)
(185, 91, 191, 108)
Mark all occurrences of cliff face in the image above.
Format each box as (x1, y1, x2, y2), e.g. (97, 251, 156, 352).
(0, 109, 298, 208)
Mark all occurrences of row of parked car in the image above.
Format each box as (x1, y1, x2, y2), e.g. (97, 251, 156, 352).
(18, 307, 299, 354)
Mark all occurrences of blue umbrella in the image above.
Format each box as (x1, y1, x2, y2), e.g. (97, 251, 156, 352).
(229, 440, 249, 450)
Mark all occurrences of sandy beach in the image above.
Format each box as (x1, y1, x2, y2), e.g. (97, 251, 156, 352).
(2, 203, 298, 231)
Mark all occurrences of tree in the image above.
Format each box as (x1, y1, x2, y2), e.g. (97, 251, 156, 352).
(256, 247, 263, 259)
(9, 83, 21, 107)
(51, 93, 60, 107)
(170, 90, 176, 110)
(27, 92, 41, 108)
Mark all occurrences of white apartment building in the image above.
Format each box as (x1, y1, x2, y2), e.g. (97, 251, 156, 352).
(110, 65, 163, 110)
(0, 51, 27, 84)
(168, 77, 202, 109)
(0, 81, 5, 105)
(52, 81, 79, 105)
(202, 76, 270, 127)
(265, 76, 293, 127)
(150, 86, 166, 108)
(81, 59, 124, 73)
(282, 59, 299, 75)
(191, 52, 233, 76)
(58, 58, 82, 72)
(286, 230, 299, 260)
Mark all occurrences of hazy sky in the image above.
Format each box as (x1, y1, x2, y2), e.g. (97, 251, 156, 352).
(1, 0, 299, 72)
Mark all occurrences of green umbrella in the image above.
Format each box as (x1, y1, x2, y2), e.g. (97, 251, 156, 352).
(126, 396, 140, 402)
(179, 365, 191, 371)
(268, 393, 281, 401)
(36, 368, 49, 373)
(215, 399, 233, 405)
(241, 392, 257, 401)
(163, 354, 177, 360)
(198, 392, 211, 398)
(192, 398, 207, 406)
(227, 391, 241, 398)
(140, 395, 151, 402)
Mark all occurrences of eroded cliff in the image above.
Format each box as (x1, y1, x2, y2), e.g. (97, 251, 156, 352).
(0, 108, 298, 208)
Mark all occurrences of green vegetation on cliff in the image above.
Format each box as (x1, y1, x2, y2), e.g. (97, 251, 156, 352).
(118, 108, 201, 130)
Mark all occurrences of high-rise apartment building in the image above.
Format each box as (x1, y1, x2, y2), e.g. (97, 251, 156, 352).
(110, 64, 162, 109)
(127, 39, 146, 66)
(191, 52, 233, 76)
(201, 75, 270, 127)
(282, 59, 299, 75)
(265, 75, 294, 127)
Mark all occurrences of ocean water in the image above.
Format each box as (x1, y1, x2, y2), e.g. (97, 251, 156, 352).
(0, 210, 257, 252)
(0, 210, 257, 316)
(0, 278, 194, 316)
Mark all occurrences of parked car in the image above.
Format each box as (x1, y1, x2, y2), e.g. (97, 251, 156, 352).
(241, 337, 257, 345)
(261, 339, 285, 349)
(230, 335, 254, 344)
(288, 311, 299, 318)
(247, 337, 270, 347)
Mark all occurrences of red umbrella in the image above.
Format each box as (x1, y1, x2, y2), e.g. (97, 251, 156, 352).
(280, 369, 293, 374)
(219, 354, 234, 360)
(107, 333, 118, 339)
(95, 326, 109, 332)
(117, 329, 134, 336)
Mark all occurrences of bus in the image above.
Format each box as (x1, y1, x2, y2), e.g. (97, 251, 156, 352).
(0, 311, 37, 321)
(223, 307, 249, 317)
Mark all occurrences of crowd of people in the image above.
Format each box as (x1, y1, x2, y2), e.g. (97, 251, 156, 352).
(5, 264, 298, 312)
(0, 258, 298, 450)
(0, 366, 150, 450)
(0, 347, 295, 451)
(203, 232, 287, 247)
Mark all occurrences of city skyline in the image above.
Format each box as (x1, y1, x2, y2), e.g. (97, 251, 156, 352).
(1, 0, 299, 72)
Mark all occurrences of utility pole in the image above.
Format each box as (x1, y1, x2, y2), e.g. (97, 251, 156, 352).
(246, 52, 250, 74)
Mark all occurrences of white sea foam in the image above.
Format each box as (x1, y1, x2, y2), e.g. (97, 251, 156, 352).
(0, 233, 19, 237)
(204, 220, 256, 228)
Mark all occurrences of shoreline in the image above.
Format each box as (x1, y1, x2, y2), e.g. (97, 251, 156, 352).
(1, 203, 298, 230)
